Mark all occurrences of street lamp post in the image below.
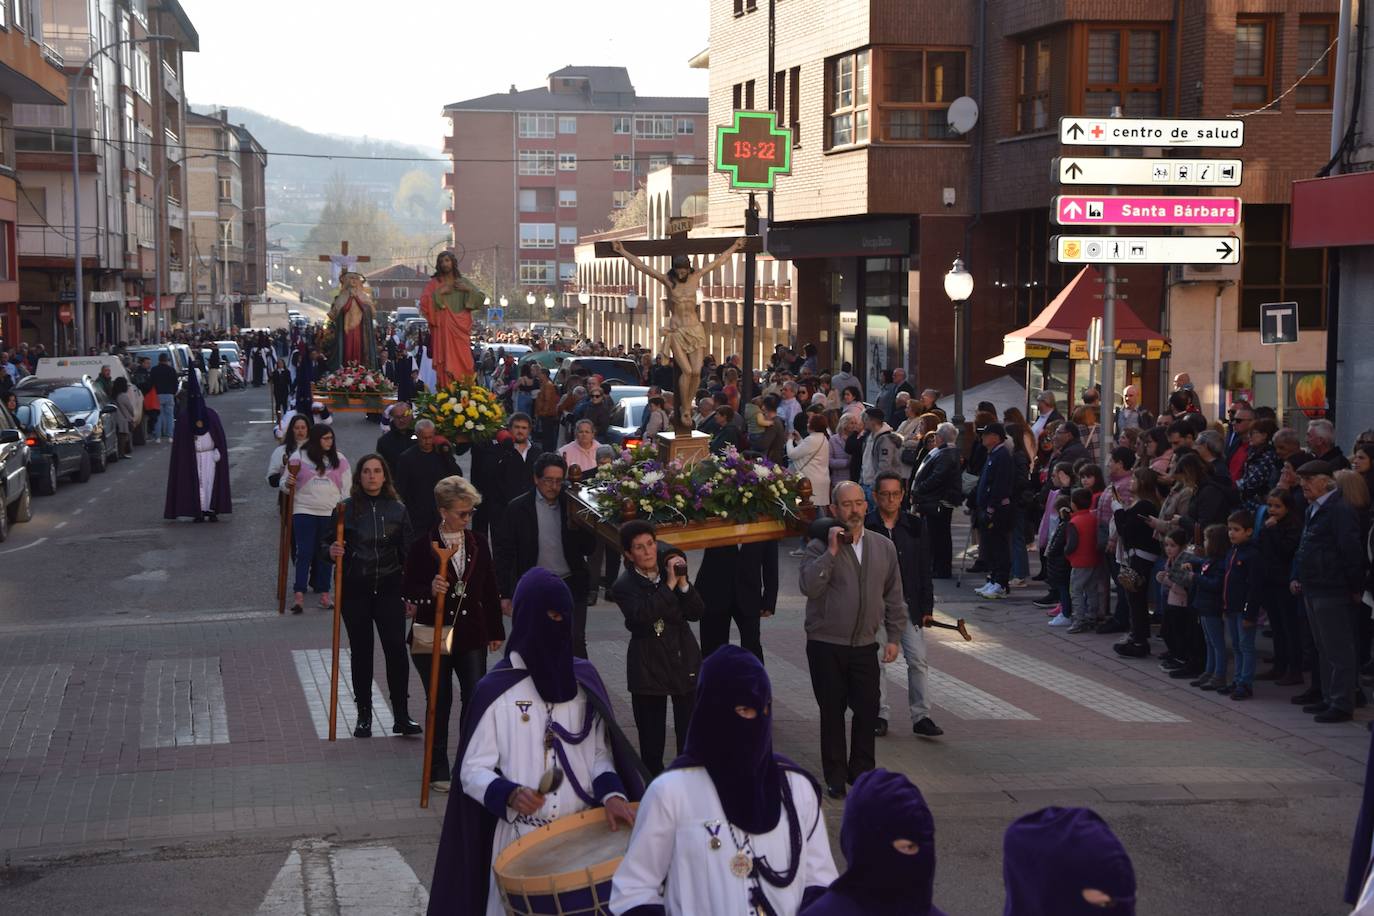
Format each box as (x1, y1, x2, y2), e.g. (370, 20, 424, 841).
(944, 256, 974, 430)
(72, 34, 173, 354)
(625, 291, 638, 351)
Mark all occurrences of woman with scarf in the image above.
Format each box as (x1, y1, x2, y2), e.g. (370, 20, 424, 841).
(801, 768, 945, 916)
(611, 645, 837, 915)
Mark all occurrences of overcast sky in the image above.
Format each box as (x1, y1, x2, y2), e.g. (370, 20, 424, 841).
(180, 0, 710, 152)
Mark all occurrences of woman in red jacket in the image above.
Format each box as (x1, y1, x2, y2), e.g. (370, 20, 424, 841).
(402, 474, 505, 792)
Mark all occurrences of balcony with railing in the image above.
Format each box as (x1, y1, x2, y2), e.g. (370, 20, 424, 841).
(161, 60, 181, 99)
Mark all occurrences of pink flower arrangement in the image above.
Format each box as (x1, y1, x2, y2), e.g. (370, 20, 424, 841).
(315, 363, 396, 395)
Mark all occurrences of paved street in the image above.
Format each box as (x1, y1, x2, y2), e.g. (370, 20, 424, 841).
(0, 387, 1366, 915)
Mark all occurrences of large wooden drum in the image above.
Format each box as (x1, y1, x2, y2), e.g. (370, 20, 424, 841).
(492, 805, 638, 916)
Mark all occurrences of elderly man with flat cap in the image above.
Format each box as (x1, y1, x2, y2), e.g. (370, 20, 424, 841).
(1291, 459, 1368, 722)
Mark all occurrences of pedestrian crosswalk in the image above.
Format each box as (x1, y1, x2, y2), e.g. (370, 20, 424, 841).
(256, 840, 429, 915)
(291, 648, 397, 740)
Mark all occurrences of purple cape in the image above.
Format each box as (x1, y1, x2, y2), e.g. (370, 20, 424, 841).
(164, 408, 231, 519)
(425, 658, 645, 916)
(1345, 724, 1374, 903)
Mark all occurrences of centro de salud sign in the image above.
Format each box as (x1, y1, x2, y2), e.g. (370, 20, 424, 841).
(715, 110, 793, 191)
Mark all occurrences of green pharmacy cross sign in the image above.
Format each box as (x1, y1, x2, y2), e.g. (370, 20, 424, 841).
(715, 110, 793, 191)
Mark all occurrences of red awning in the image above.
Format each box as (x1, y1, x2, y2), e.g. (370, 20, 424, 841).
(986, 266, 1170, 366)
(1291, 171, 1374, 248)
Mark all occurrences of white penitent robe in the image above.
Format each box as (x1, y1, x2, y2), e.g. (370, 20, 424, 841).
(418, 345, 437, 391)
(459, 652, 621, 916)
(194, 432, 220, 512)
(610, 767, 837, 916)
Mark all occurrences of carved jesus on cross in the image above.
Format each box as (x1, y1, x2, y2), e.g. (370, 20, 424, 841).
(611, 237, 745, 432)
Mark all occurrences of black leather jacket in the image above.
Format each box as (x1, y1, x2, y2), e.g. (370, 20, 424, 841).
(324, 494, 413, 592)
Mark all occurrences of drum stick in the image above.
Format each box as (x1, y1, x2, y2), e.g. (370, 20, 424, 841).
(927, 616, 972, 641)
(421, 541, 460, 809)
(328, 511, 345, 742)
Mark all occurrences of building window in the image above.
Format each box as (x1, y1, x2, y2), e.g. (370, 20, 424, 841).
(877, 48, 967, 142)
(676, 118, 695, 135)
(518, 113, 555, 138)
(827, 49, 871, 147)
(218, 177, 232, 200)
(519, 259, 555, 285)
(613, 154, 631, 171)
(559, 262, 577, 282)
(1233, 17, 1275, 110)
(517, 150, 556, 175)
(558, 152, 577, 171)
(13, 0, 29, 32)
(1017, 36, 1052, 133)
(220, 220, 235, 246)
(519, 187, 555, 212)
(1240, 205, 1326, 330)
(392, 287, 409, 299)
(612, 115, 631, 134)
(558, 116, 577, 134)
(649, 154, 669, 170)
(675, 154, 696, 165)
(558, 225, 578, 246)
(1296, 17, 1337, 109)
(558, 189, 577, 208)
(788, 66, 801, 144)
(1084, 27, 1164, 117)
(612, 190, 632, 209)
(633, 115, 674, 139)
(519, 223, 556, 249)
(733, 83, 742, 109)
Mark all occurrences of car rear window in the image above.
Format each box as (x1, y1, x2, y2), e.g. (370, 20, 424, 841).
(47, 387, 95, 414)
(572, 360, 638, 381)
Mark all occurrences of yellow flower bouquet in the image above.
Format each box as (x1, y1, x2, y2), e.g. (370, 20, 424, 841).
(413, 376, 507, 443)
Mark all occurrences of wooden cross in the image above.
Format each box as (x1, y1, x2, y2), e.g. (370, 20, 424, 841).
(593, 235, 761, 259)
(318, 240, 371, 284)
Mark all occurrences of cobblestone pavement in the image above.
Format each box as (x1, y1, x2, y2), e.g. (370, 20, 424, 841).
(0, 390, 1365, 915)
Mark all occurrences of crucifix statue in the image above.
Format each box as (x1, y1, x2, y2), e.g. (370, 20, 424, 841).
(611, 237, 747, 432)
(318, 240, 371, 286)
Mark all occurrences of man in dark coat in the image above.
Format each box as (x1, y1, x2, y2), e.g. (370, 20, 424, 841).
(425, 569, 642, 916)
(374, 403, 414, 474)
(974, 422, 1015, 599)
(695, 539, 778, 662)
(492, 452, 595, 656)
(867, 471, 941, 738)
(908, 421, 962, 578)
(470, 412, 538, 540)
(393, 419, 461, 544)
(164, 370, 230, 521)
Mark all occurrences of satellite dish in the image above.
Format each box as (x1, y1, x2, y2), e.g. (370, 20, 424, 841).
(947, 96, 979, 136)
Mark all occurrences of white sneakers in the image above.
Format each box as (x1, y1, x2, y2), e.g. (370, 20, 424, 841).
(1048, 612, 1071, 626)
(975, 581, 1008, 599)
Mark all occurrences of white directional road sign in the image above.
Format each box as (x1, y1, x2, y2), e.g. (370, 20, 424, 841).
(1054, 156, 1243, 187)
(1059, 117, 1244, 148)
(1052, 235, 1240, 265)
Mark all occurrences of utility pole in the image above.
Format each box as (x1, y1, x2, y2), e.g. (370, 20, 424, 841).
(1100, 107, 1122, 468)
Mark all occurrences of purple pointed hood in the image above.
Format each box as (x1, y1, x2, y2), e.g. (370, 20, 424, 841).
(1003, 807, 1136, 916)
(827, 768, 938, 915)
(676, 644, 781, 834)
(504, 567, 577, 702)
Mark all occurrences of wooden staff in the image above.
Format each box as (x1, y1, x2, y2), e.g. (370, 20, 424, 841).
(927, 615, 972, 641)
(328, 510, 345, 741)
(421, 540, 460, 809)
(276, 458, 299, 614)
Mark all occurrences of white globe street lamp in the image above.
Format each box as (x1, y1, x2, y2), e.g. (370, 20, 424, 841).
(577, 290, 590, 306)
(944, 256, 974, 427)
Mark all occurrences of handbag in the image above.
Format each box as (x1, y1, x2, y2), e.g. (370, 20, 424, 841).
(409, 621, 455, 656)
(1117, 565, 1145, 593)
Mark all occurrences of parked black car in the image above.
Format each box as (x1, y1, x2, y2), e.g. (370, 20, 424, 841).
(13, 397, 91, 493)
(0, 401, 33, 542)
(14, 376, 118, 472)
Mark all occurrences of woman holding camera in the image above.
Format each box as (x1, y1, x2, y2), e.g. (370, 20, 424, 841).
(611, 520, 704, 776)
(324, 454, 417, 738)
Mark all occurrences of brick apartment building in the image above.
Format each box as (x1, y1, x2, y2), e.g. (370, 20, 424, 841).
(702, 0, 1335, 416)
(16, 0, 199, 352)
(365, 263, 428, 314)
(442, 66, 707, 305)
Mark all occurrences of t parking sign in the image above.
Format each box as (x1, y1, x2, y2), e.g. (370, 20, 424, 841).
(1260, 302, 1298, 345)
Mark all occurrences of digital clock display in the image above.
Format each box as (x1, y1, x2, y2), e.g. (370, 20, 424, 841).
(730, 140, 778, 161)
(715, 110, 793, 191)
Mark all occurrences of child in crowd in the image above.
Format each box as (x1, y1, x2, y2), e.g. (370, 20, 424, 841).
(1218, 510, 1262, 700)
(1181, 523, 1229, 690)
(1156, 528, 1198, 677)
(1064, 488, 1102, 634)
(1044, 493, 1073, 627)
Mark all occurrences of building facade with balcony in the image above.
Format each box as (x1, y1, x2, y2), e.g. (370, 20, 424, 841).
(442, 66, 707, 305)
(14, 0, 197, 351)
(0, 0, 68, 349)
(186, 108, 243, 329)
(232, 122, 266, 309)
(706, 0, 1336, 415)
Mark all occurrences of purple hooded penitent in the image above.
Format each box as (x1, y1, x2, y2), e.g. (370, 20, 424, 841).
(425, 567, 644, 916)
(1002, 807, 1136, 916)
(671, 644, 783, 835)
(164, 368, 230, 520)
(801, 768, 945, 916)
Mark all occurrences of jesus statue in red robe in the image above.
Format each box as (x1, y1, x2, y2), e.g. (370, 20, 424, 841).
(420, 251, 482, 384)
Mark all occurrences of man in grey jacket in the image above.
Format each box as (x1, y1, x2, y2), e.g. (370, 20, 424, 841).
(800, 480, 907, 799)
